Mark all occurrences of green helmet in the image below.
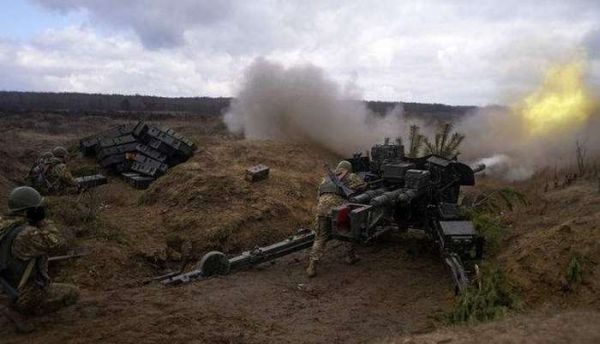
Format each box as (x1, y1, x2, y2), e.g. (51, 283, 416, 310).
(52, 146, 69, 159)
(335, 160, 352, 173)
(8, 186, 44, 214)
(40, 151, 54, 161)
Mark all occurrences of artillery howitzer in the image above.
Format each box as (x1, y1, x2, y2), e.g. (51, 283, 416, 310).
(162, 139, 485, 293)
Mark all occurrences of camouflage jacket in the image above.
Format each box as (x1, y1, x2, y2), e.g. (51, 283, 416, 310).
(0, 216, 64, 289)
(31, 157, 76, 194)
(315, 173, 365, 217)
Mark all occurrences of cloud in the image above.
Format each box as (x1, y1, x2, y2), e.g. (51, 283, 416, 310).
(0, 27, 241, 96)
(32, 0, 234, 49)
(3, 0, 600, 103)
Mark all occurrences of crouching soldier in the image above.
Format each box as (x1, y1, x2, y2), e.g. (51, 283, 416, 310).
(29, 146, 77, 195)
(0, 186, 79, 332)
(47, 146, 77, 194)
(27, 151, 54, 189)
(306, 160, 366, 278)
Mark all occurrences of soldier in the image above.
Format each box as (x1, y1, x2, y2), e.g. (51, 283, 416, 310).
(306, 160, 366, 278)
(34, 146, 77, 195)
(0, 186, 79, 332)
(27, 151, 54, 188)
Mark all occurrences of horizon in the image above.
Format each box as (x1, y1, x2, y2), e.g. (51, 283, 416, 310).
(0, 90, 485, 108)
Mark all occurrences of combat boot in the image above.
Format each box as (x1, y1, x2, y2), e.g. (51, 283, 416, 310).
(306, 259, 317, 278)
(345, 247, 360, 265)
(0, 306, 34, 333)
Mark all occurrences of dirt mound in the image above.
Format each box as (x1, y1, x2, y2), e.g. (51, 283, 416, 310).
(498, 179, 600, 308)
(140, 137, 339, 256)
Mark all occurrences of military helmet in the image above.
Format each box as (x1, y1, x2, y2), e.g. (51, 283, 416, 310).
(8, 186, 44, 214)
(335, 160, 352, 173)
(40, 151, 54, 160)
(52, 146, 69, 159)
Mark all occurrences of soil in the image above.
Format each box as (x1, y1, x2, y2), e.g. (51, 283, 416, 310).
(1, 113, 600, 343)
(386, 309, 600, 343)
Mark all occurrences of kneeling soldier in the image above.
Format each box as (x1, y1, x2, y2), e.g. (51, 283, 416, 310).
(0, 186, 79, 332)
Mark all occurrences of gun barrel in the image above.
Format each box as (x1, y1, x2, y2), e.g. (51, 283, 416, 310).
(370, 188, 426, 207)
(471, 163, 486, 174)
(370, 189, 407, 207)
(349, 188, 386, 204)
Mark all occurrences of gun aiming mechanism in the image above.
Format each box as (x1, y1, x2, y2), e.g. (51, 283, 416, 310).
(162, 139, 486, 293)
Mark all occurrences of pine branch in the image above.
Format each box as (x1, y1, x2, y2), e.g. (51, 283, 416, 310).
(423, 137, 435, 155)
(439, 122, 453, 154)
(444, 133, 465, 158)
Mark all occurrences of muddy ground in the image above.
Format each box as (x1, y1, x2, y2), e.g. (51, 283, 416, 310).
(1, 113, 600, 343)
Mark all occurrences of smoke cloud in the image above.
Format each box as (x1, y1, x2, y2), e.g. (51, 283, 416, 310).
(225, 58, 407, 155)
(458, 59, 600, 181)
(225, 57, 600, 181)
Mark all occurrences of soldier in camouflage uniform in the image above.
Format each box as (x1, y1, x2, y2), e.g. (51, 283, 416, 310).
(306, 161, 366, 277)
(30, 146, 77, 195)
(27, 151, 54, 188)
(0, 186, 79, 332)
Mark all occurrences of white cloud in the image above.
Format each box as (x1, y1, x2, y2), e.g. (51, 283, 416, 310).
(0, 27, 241, 96)
(2, 0, 599, 104)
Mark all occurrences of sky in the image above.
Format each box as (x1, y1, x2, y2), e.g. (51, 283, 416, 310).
(0, 0, 599, 105)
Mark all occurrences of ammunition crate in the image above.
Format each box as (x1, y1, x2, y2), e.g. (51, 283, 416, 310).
(126, 153, 168, 173)
(80, 124, 136, 156)
(246, 164, 270, 182)
(381, 162, 415, 183)
(121, 172, 154, 189)
(133, 121, 150, 139)
(99, 154, 127, 168)
(438, 220, 483, 259)
(96, 142, 139, 161)
(74, 174, 108, 189)
(82, 121, 195, 189)
(96, 134, 137, 152)
(134, 144, 167, 163)
(79, 137, 102, 156)
(101, 124, 136, 138)
(405, 170, 430, 189)
(130, 161, 166, 178)
(160, 126, 196, 150)
(146, 127, 194, 156)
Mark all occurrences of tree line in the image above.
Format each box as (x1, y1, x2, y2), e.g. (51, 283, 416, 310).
(0, 91, 476, 118)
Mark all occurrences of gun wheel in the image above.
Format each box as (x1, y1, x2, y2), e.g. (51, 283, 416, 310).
(199, 251, 230, 277)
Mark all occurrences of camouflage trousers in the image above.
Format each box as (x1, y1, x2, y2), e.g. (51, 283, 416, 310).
(14, 282, 79, 316)
(309, 194, 355, 262)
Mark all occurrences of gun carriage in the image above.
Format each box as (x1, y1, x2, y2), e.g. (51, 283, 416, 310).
(162, 139, 485, 293)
